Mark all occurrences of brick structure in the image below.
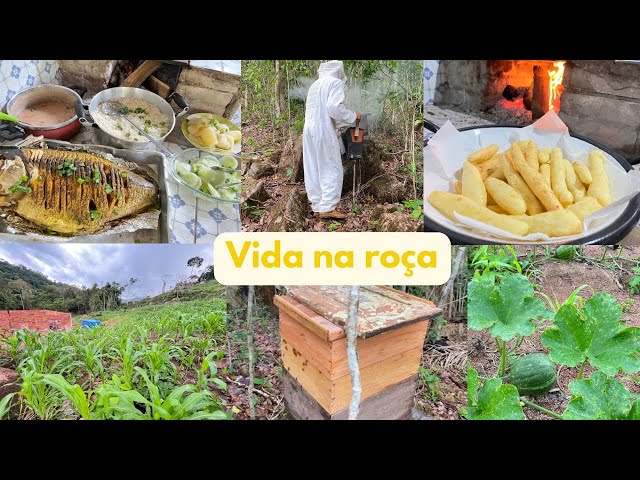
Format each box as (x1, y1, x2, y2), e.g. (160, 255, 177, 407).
(0, 310, 72, 333)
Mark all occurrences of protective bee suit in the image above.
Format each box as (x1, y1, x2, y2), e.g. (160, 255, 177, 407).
(303, 61, 357, 214)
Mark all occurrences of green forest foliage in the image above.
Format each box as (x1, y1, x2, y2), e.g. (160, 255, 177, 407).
(0, 260, 130, 313)
(0, 260, 218, 314)
(243, 60, 423, 137)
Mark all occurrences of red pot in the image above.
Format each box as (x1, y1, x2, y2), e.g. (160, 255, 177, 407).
(5, 85, 83, 141)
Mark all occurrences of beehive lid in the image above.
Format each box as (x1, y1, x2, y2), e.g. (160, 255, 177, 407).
(284, 286, 442, 339)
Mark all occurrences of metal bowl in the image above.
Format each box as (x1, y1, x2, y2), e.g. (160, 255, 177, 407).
(88, 87, 187, 151)
(423, 124, 640, 245)
(170, 148, 241, 204)
(6, 85, 83, 139)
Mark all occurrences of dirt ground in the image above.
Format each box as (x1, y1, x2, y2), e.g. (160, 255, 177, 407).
(242, 123, 423, 233)
(469, 245, 640, 420)
(223, 314, 285, 420)
(414, 321, 467, 420)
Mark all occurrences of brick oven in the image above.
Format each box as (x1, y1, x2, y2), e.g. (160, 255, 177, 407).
(0, 310, 72, 333)
(427, 60, 640, 159)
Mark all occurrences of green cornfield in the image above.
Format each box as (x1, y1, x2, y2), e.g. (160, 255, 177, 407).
(0, 298, 229, 420)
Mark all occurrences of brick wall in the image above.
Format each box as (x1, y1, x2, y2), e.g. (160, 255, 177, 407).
(0, 310, 72, 333)
(560, 60, 640, 157)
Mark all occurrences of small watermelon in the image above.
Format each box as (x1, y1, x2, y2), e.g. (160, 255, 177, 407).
(508, 353, 557, 396)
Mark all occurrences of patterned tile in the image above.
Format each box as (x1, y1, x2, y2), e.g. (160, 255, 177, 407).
(184, 219, 207, 240)
(424, 60, 441, 107)
(207, 207, 228, 223)
(0, 60, 60, 110)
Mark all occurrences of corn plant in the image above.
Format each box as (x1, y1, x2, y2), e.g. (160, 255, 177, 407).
(0, 393, 15, 420)
(108, 337, 143, 390)
(196, 351, 227, 391)
(136, 368, 228, 420)
(18, 369, 63, 420)
(1, 297, 228, 420)
(74, 340, 106, 388)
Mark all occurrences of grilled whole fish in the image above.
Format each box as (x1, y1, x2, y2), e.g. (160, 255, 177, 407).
(0, 147, 159, 235)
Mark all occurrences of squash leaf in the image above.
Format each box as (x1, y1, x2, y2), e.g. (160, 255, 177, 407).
(627, 401, 640, 420)
(466, 364, 479, 408)
(466, 365, 524, 420)
(562, 372, 639, 420)
(541, 293, 640, 376)
(468, 273, 551, 341)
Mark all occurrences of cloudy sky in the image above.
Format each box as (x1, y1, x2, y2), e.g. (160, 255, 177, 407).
(0, 244, 213, 300)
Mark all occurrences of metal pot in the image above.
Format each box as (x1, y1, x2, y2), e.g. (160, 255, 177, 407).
(83, 87, 188, 151)
(5, 85, 83, 140)
(423, 122, 640, 245)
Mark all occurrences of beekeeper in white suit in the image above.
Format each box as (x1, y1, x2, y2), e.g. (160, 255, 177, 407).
(303, 60, 360, 219)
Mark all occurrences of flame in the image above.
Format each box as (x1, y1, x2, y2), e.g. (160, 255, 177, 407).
(548, 61, 566, 112)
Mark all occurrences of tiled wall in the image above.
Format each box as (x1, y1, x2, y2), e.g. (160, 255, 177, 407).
(0, 60, 60, 109)
(423, 60, 441, 106)
(424, 60, 442, 142)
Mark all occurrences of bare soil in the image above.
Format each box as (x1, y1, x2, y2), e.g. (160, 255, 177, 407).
(414, 321, 467, 420)
(242, 122, 423, 232)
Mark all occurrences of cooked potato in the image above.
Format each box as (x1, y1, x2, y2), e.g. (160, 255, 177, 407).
(510, 144, 562, 211)
(485, 177, 527, 215)
(477, 154, 502, 180)
(487, 204, 508, 214)
(428, 191, 529, 236)
(468, 144, 499, 164)
(518, 140, 531, 150)
(500, 152, 544, 215)
(550, 149, 573, 207)
(587, 150, 612, 206)
(538, 147, 551, 165)
(198, 127, 218, 147)
(568, 196, 603, 221)
(564, 159, 586, 202)
(488, 166, 506, 181)
(514, 209, 583, 237)
(462, 161, 487, 206)
(428, 191, 459, 221)
(573, 162, 593, 185)
(525, 142, 539, 169)
(540, 163, 551, 185)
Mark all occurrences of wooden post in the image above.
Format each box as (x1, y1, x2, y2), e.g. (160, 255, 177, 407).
(532, 65, 550, 120)
(121, 60, 162, 88)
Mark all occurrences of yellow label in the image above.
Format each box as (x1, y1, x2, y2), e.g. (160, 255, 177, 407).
(213, 232, 451, 285)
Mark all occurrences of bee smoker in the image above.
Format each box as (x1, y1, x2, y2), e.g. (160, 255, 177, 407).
(342, 113, 368, 159)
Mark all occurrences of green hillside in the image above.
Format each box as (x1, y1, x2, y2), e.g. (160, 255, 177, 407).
(74, 281, 225, 326)
(128, 280, 225, 307)
(0, 260, 62, 290)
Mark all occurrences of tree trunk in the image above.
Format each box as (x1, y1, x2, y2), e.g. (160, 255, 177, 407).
(347, 285, 362, 420)
(439, 246, 466, 306)
(532, 65, 550, 120)
(275, 60, 286, 118)
(246, 285, 256, 419)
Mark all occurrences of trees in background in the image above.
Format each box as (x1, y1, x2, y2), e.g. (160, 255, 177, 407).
(0, 260, 138, 314)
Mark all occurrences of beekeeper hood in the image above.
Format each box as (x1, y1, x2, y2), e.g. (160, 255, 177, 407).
(318, 60, 346, 81)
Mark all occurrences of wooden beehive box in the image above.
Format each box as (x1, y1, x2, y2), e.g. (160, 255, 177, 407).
(274, 286, 442, 420)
